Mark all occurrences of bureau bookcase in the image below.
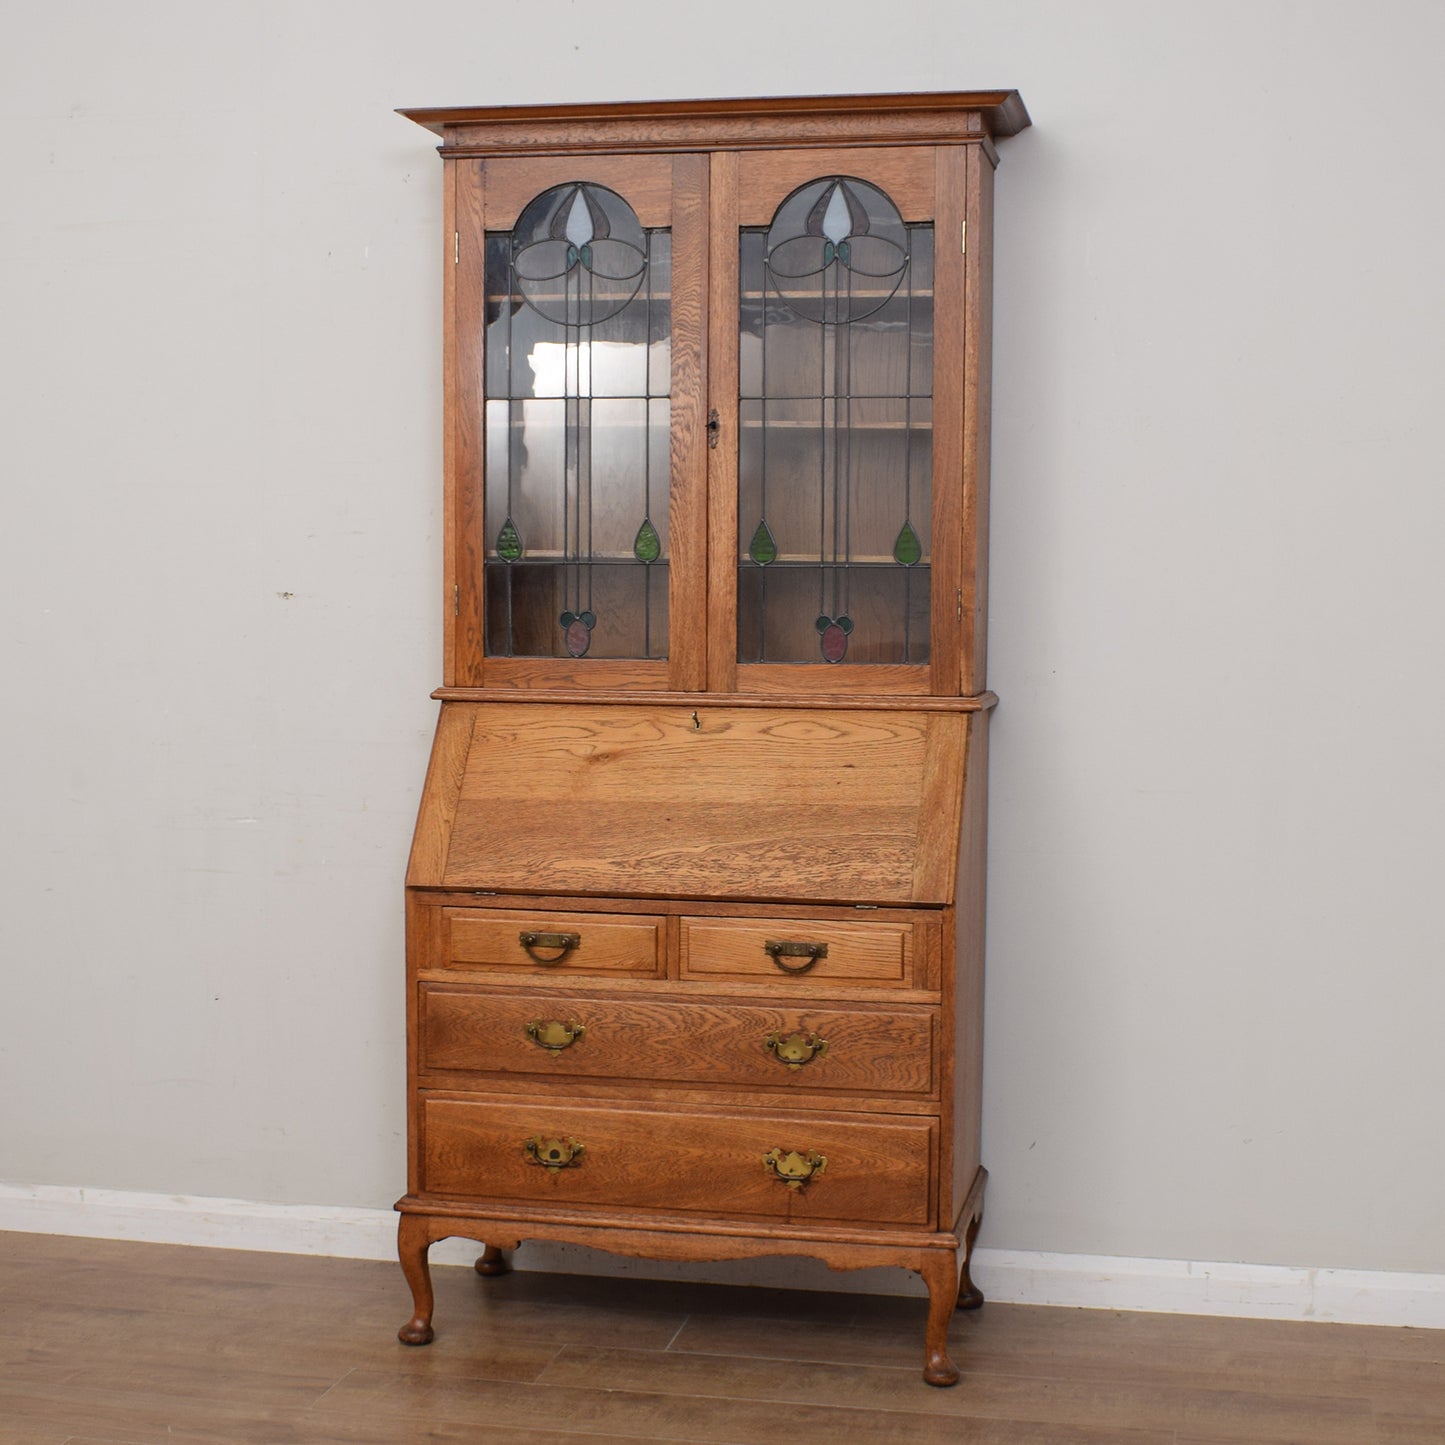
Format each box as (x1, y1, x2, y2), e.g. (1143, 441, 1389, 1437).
(395, 91, 1028, 1385)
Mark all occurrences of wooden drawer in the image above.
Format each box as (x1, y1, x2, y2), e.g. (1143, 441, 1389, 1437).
(419, 986, 937, 1097)
(680, 915, 915, 987)
(420, 1096, 934, 1226)
(438, 909, 662, 978)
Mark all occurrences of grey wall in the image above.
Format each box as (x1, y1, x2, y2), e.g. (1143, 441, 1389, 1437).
(3, 1, 1442, 1276)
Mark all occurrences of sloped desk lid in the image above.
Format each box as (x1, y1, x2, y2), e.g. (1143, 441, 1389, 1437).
(409, 703, 973, 906)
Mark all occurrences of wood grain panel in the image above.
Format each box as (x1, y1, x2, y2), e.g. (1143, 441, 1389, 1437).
(479, 154, 676, 229)
(453, 161, 486, 685)
(420, 1096, 935, 1226)
(441, 159, 458, 687)
(705, 150, 740, 694)
(950, 713, 989, 1219)
(929, 145, 967, 695)
(402, 91, 1031, 142)
(734, 147, 937, 224)
(438, 704, 964, 904)
(419, 986, 936, 1096)
(441, 908, 662, 977)
(735, 663, 931, 696)
(667, 151, 709, 692)
(405, 704, 473, 887)
(912, 711, 968, 902)
(962, 144, 996, 694)
(679, 916, 913, 986)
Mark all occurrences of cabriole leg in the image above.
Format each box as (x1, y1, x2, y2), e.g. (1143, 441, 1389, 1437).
(474, 1244, 512, 1277)
(920, 1248, 961, 1387)
(396, 1214, 435, 1345)
(958, 1207, 985, 1311)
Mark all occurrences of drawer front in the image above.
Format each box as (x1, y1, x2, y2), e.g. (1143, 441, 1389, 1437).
(680, 916, 914, 987)
(440, 909, 662, 977)
(419, 986, 936, 1097)
(421, 1096, 934, 1226)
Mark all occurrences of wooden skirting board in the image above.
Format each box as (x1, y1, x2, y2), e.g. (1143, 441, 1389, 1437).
(4, 1181, 1443, 1330)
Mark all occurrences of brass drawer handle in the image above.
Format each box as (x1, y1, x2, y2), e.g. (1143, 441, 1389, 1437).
(522, 1136, 585, 1171)
(764, 939, 828, 974)
(518, 930, 581, 964)
(762, 1148, 827, 1190)
(525, 1019, 586, 1052)
(763, 1031, 829, 1070)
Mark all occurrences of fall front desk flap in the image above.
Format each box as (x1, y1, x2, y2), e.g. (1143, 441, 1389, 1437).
(410, 703, 974, 905)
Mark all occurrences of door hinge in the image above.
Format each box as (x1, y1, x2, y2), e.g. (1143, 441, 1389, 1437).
(707, 408, 720, 449)
(453, 583, 460, 616)
(454, 231, 460, 264)
(961, 220, 967, 254)
(956, 588, 964, 622)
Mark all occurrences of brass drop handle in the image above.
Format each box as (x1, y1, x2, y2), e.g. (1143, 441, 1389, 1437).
(522, 1136, 585, 1171)
(764, 939, 828, 975)
(525, 1019, 586, 1052)
(761, 1148, 827, 1190)
(518, 930, 581, 964)
(764, 1031, 829, 1070)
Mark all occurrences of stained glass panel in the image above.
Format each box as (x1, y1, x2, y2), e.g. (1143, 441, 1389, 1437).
(483, 183, 670, 660)
(738, 184, 932, 666)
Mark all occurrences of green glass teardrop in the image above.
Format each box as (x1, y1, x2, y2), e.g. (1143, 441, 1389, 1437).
(892, 519, 922, 567)
(633, 517, 661, 563)
(749, 518, 778, 566)
(495, 516, 523, 562)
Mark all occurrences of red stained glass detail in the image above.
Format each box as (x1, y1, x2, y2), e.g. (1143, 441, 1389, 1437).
(565, 619, 593, 657)
(820, 623, 849, 663)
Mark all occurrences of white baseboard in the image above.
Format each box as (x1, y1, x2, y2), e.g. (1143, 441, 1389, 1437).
(3, 1181, 1442, 1330)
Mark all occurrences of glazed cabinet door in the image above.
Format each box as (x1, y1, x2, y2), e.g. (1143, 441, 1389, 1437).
(450, 154, 708, 689)
(707, 146, 981, 696)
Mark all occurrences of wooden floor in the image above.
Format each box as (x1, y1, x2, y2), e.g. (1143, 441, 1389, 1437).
(1, 1232, 1442, 1444)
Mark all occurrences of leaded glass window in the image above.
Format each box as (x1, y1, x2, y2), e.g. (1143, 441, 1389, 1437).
(738, 177, 933, 665)
(484, 183, 671, 660)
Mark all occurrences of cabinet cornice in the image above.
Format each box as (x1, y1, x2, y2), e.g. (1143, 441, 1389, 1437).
(400, 89, 1030, 155)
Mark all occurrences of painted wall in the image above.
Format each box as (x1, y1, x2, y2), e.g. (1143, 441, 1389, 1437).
(3, 1, 1442, 1279)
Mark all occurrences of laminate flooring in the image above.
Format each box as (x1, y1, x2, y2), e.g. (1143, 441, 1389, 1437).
(1, 1231, 1441, 1444)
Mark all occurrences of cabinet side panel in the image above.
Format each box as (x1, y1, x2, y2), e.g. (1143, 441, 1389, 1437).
(929, 146, 967, 695)
(405, 703, 475, 886)
(442, 160, 458, 686)
(963, 147, 996, 693)
(951, 712, 989, 1219)
(911, 712, 966, 903)
(405, 894, 440, 1198)
(454, 162, 487, 684)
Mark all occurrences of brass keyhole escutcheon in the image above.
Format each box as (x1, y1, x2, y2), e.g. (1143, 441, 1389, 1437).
(761, 1148, 827, 1190)
(525, 1019, 586, 1053)
(763, 1031, 829, 1071)
(522, 1136, 585, 1172)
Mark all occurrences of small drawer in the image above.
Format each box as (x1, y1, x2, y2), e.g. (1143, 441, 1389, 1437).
(420, 1096, 934, 1227)
(680, 916, 914, 987)
(440, 909, 662, 977)
(419, 986, 937, 1098)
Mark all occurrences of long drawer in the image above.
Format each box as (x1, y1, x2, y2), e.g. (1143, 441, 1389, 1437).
(418, 986, 937, 1097)
(420, 1096, 934, 1226)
